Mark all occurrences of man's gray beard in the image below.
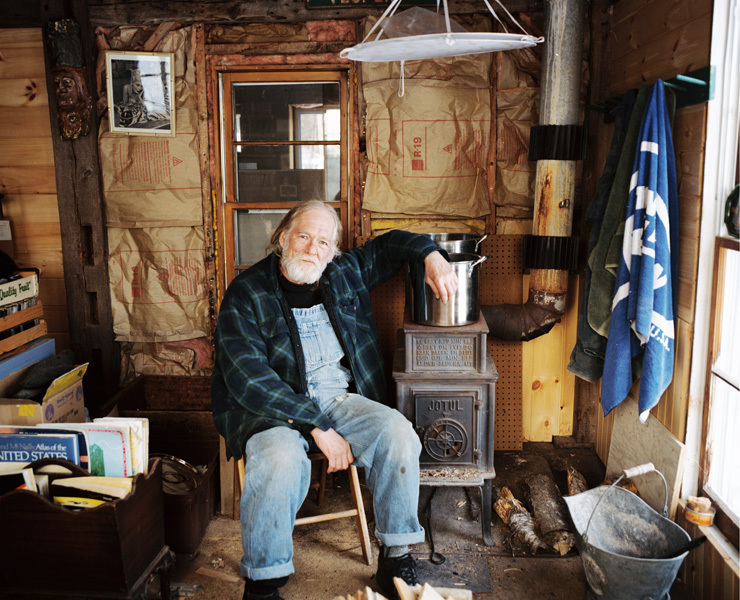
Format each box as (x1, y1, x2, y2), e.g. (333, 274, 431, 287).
(281, 254, 326, 284)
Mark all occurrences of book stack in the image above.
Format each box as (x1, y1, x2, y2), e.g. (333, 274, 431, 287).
(0, 417, 149, 507)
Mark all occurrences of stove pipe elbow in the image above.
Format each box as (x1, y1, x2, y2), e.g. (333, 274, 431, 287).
(481, 289, 565, 342)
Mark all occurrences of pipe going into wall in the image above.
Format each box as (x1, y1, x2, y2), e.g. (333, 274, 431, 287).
(483, 0, 585, 341)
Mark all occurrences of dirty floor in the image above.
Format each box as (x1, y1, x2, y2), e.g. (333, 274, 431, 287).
(163, 441, 693, 600)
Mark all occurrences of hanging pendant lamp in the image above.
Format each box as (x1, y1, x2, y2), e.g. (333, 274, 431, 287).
(339, 0, 544, 62)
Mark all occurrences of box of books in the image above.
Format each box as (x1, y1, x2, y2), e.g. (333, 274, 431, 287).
(0, 457, 167, 596)
(0, 363, 87, 426)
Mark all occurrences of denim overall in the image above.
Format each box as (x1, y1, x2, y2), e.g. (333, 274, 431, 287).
(239, 305, 424, 580)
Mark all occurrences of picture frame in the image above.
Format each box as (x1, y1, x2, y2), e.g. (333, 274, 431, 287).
(105, 51, 175, 136)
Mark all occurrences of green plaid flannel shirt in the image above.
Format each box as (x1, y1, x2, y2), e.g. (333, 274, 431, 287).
(212, 230, 439, 460)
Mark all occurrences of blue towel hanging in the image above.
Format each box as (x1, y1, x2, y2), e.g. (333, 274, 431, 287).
(600, 80, 679, 421)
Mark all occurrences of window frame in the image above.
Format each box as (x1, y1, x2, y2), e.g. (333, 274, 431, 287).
(216, 68, 352, 289)
(685, 0, 740, 548)
(699, 216, 740, 547)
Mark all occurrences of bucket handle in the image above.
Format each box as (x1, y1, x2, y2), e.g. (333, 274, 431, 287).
(474, 234, 489, 253)
(467, 255, 487, 277)
(583, 463, 669, 544)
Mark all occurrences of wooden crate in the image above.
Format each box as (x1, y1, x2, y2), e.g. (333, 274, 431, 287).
(0, 300, 47, 356)
(0, 458, 168, 597)
(100, 375, 221, 549)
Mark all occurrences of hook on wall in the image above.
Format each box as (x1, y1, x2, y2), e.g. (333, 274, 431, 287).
(587, 66, 713, 113)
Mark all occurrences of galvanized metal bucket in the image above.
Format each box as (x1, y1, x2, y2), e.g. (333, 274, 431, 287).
(564, 485, 691, 600)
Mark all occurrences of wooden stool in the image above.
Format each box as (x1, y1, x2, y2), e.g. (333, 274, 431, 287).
(237, 452, 373, 565)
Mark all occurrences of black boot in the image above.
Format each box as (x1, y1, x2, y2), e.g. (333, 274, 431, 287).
(242, 575, 288, 600)
(375, 546, 418, 600)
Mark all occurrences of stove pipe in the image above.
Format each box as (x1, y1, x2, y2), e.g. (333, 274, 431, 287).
(483, 0, 586, 342)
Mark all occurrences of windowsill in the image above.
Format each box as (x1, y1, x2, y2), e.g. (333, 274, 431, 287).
(677, 499, 740, 577)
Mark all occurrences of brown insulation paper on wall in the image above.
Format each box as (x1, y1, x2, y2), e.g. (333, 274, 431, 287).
(120, 341, 211, 383)
(99, 27, 203, 228)
(493, 49, 540, 222)
(362, 78, 491, 218)
(360, 44, 492, 219)
(108, 227, 210, 342)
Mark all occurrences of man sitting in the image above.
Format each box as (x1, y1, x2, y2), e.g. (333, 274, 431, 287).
(212, 200, 457, 600)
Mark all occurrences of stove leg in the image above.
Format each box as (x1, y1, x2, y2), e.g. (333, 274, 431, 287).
(481, 479, 494, 546)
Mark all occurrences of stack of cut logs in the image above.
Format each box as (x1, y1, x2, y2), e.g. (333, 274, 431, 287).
(493, 467, 592, 556)
(492, 465, 641, 556)
(334, 578, 472, 600)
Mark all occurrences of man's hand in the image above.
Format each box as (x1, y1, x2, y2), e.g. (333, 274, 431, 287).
(310, 427, 353, 473)
(424, 250, 458, 303)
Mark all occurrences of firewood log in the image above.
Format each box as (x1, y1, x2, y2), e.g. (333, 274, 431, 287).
(494, 486, 548, 554)
(567, 465, 588, 495)
(601, 477, 639, 495)
(523, 473, 576, 556)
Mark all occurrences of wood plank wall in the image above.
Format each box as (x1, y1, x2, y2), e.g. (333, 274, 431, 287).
(608, 0, 713, 96)
(0, 28, 68, 350)
(591, 0, 711, 468)
(587, 0, 740, 597)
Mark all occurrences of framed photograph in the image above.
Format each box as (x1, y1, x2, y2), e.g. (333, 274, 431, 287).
(105, 51, 175, 136)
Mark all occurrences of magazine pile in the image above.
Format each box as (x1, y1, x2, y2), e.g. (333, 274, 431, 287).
(0, 417, 149, 508)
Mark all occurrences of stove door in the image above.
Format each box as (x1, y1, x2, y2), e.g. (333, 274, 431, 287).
(414, 393, 477, 466)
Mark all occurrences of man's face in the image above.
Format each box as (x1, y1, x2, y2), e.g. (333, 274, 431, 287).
(279, 209, 336, 285)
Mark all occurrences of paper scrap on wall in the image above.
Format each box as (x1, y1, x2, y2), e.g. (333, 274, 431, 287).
(108, 227, 210, 342)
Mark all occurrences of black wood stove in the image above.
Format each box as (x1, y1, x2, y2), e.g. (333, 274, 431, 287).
(393, 312, 498, 545)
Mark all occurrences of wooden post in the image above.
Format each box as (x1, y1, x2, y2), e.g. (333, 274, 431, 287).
(43, 0, 120, 408)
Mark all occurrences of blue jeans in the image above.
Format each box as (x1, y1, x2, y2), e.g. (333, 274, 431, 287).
(239, 393, 425, 580)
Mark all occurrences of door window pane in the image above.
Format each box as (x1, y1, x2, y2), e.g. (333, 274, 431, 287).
(233, 82, 340, 142)
(235, 145, 339, 203)
(233, 209, 287, 267)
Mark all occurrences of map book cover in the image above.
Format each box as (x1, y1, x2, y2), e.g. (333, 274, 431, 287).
(0, 425, 89, 472)
(0, 432, 80, 467)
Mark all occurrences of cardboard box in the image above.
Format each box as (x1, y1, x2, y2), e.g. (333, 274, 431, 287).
(0, 363, 87, 425)
(0, 271, 38, 308)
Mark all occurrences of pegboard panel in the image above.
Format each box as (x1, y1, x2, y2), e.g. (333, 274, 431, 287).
(481, 235, 525, 451)
(370, 270, 407, 400)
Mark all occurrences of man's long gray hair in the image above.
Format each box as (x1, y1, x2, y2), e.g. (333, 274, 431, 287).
(268, 200, 343, 258)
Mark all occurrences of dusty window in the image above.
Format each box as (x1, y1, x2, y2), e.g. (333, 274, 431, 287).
(217, 70, 350, 286)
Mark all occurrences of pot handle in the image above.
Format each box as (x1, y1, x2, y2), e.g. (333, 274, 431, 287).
(474, 234, 489, 253)
(467, 255, 487, 277)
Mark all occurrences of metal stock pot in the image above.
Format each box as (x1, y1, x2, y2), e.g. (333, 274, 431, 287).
(408, 253, 487, 327)
(424, 233, 488, 255)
